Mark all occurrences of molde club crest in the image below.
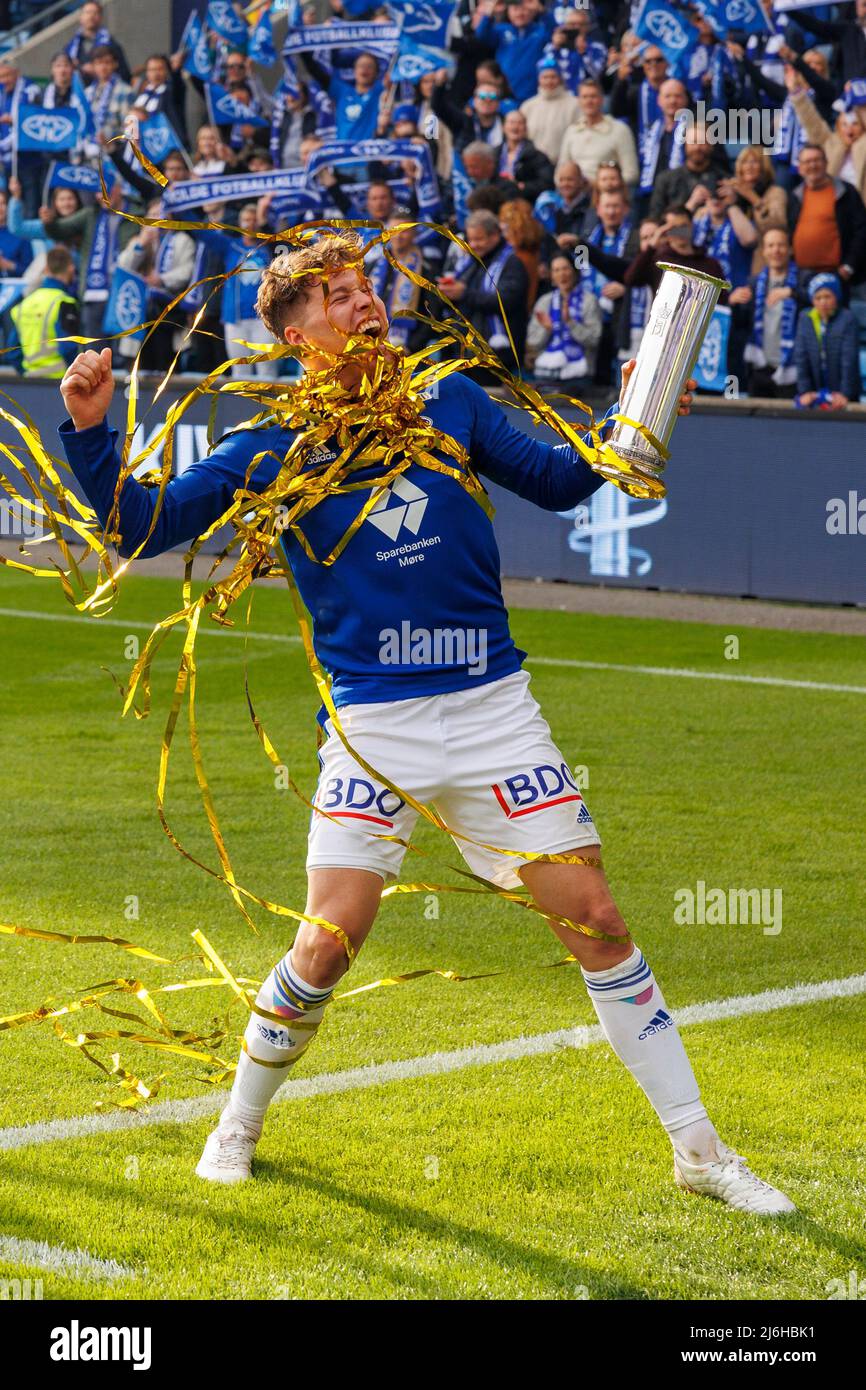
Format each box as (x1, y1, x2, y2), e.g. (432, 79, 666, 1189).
(645, 10, 690, 51)
(21, 110, 77, 145)
(116, 279, 145, 330)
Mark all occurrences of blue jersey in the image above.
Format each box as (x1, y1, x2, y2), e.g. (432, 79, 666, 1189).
(59, 374, 609, 707)
(331, 75, 382, 142)
(475, 13, 556, 102)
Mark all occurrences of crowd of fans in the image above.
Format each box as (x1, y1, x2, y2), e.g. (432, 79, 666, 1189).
(2, 0, 866, 408)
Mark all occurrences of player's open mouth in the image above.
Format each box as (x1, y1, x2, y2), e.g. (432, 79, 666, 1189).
(356, 317, 383, 336)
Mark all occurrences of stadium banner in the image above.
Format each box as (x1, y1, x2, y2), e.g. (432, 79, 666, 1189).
(489, 404, 866, 604)
(771, 0, 820, 11)
(162, 168, 316, 211)
(306, 138, 441, 219)
(1, 385, 863, 606)
(281, 24, 401, 60)
(691, 305, 731, 393)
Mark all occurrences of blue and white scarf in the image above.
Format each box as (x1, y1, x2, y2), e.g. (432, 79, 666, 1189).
(84, 207, 118, 300)
(88, 74, 118, 133)
(0, 77, 39, 160)
(42, 82, 73, 109)
(535, 286, 587, 379)
(454, 241, 512, 349)
(638, 79, 661, 147)
(369, 247, 423, 347)
(744, 260, 799, 385)
(693, 212, 734, 280)
(585, 219, 631, 310)
(151, 231, 182, 305)
(639, 118, 685, 195)
(772, 92, 811, 165)
(542, 40, 606, 94)
(67, 26, 112, 66)
(180, 240, 210, 313)
(708, 46, 732, 108)
(626, 282, 651, 357)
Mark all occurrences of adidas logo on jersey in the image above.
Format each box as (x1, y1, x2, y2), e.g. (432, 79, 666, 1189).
(366, 476, 428, 541)
(307, 443, 337, 465)
(638, 1009, 673, 1041)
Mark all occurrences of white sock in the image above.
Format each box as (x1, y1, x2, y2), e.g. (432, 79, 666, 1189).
(582, 945, 719, 1162)
(225, 950, 333, 1135)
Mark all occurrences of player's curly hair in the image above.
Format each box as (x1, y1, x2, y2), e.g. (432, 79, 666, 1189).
(255, 231, 366, 341)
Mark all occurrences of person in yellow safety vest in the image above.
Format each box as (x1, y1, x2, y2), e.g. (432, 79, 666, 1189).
(7, 245, 80, 378)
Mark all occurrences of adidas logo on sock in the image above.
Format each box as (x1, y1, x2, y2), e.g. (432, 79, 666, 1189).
(256, 1023, 295, 1050)
(638, 1009, 673, 1041)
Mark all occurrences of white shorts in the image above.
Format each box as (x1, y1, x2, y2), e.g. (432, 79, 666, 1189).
(307, 670, 600, 890)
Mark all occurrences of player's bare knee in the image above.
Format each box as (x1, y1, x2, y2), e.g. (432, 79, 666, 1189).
(578, 900, 631, 965)
(294, 925, 351, 987)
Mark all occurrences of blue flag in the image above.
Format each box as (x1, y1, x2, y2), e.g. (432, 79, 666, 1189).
(206, 82, 270, 127)
(46, 161, 102, 194)
(393, 36, 449, 83)
(137, 112, 184, 163)
(692, 305, 731, 392)
(249, 7, 276, 64)
(206, 0, 247, 46)
(695, 0, 770, 36)
(71, 69, 95, 139)
(391, 1, 456, 51)
(635, 0, 699, 70)
(181, 10, 215, 81)
(0, 278, 27, 317)
(103, 266, 148, 340)
(14, 103, 80, 152)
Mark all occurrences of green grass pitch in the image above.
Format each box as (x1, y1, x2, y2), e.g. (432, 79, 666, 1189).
(0, 570, 864, 1300)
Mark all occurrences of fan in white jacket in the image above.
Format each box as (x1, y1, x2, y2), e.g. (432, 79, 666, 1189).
(520, 61, 580, 166)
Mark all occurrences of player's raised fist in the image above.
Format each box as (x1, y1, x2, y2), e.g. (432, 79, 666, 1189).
(60, 347, 115, 432)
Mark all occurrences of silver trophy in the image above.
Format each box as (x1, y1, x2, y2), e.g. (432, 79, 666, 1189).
(597, 262, 730, 499)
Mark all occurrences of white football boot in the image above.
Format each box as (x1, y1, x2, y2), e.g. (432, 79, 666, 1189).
(674, 1140, 796, 1215)
(195, 1111, 260, 1184)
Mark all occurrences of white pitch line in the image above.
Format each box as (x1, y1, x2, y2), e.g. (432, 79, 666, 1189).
(0, 1235, 139, 1281)
(0, 605, 300, 644)
(527, 654, 866, 696)
(1, 971, 864, 1154)
(1, 605, 863, 693)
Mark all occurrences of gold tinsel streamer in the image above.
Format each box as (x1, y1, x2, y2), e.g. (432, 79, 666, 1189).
(0, 170, 666, 1105)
